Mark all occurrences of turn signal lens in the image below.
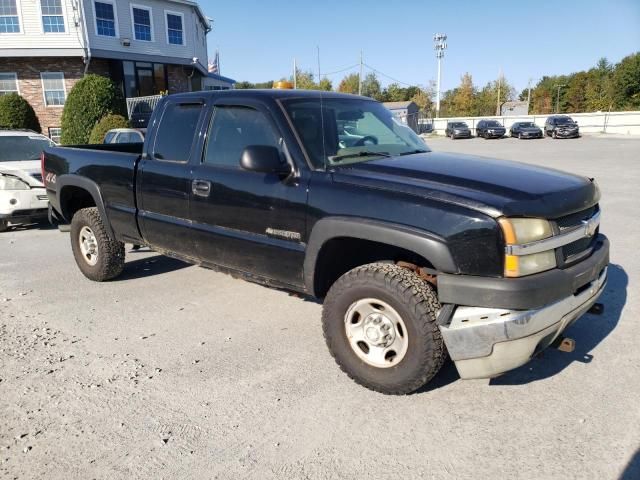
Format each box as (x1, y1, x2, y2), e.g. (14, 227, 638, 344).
(504, 251, 557, 277)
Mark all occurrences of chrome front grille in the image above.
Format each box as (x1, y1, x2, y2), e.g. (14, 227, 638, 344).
(553, 205, 600, 264)
(555, 205, 598, 231)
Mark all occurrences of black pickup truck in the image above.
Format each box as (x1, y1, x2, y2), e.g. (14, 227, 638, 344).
(43, 90, 609, 394)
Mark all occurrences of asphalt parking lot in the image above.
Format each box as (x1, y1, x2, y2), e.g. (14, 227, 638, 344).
(1, 135, 639, 479)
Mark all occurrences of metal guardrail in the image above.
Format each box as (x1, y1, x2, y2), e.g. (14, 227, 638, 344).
(125, 95, 163, 129)
(125, 95, 163, 118)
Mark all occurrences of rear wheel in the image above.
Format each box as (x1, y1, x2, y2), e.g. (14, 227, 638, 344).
(70, 207, 125, 281)
(322, 263, 446, 395)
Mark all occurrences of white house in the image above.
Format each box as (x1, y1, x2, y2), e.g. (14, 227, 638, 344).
(0, 0, 211, 138)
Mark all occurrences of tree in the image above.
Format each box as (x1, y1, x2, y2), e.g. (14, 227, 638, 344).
(611, 53, 640, 110)
(383, 83, 407, 102)
(474, 75, 516, 116)
(450, 73, 475, 116)
(584, 58, 613, 111)
(0, 93, 41, 132)
(410, 88, 432, 113)
(361, 73, 382, 99)
(565, 71, 589, 113)
(60, 74, 125, 144)
(88, 114, 130, 144)
(317, 77, 333, 91)
(338, 73, 360, 94)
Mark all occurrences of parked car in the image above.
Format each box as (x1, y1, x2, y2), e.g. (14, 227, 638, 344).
(476, 120, 506, 139)
(445, 121, 472, 139)
(510, 121, 543, 139)
(43, 90, 608, 395)
(104, 128, 145, 144)
(0, 129, 55, 232)
(545, 115, 580, 139)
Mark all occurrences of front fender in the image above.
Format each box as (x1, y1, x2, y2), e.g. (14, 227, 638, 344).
(304, 216, 457, 294)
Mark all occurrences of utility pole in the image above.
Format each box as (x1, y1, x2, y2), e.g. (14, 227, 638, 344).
(555, 84, 567, 113)
(358, 50, 363, 96)
(496, 69, 502, 116)
(316, 46, 321, 87)
(526, 77, 533, 114)
(433, 33, 447, 118)
(293, 58, 297, 89)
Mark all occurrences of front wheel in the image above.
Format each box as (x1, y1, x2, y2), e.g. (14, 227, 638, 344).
(0, 220, 8, 232)
(70, 207, 125, 281)
(322, 263, 446, 395)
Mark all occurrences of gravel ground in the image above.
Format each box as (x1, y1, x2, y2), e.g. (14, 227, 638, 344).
(1, 135, 639, 479)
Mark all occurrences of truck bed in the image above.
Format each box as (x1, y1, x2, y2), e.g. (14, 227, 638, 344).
(43, 144, 143, 243)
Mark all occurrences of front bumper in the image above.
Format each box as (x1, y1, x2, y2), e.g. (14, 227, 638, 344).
(519, 131, 543, 138)
(0, 188, 49, 222)
(440, 266, 606, 379)
(486, 131, 505, 138)
(555, 129, 579, 138)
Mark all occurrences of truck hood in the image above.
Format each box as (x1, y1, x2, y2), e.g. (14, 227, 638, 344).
(0, 161, 44, 187)
(333, 152, 599, 218)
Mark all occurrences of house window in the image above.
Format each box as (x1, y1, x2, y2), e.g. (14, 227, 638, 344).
(41, 72, 66, 106)
(165, 12, 183, 45)
(94, 1, 116, 37)
(0, 72, 18, 95)
(0, 0, 20, 33)
(48, 127, 61, 143)
(41, 0, 65, 33)
(131, 5, 151, 41)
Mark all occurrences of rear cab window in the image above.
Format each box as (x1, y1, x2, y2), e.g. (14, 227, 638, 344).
(152, 101, 205, 162)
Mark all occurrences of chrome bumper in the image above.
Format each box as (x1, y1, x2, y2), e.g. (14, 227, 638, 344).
(439, 267, 607, 379)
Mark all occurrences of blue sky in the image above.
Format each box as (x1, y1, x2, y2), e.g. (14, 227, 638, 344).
(201, 0, 640, 93)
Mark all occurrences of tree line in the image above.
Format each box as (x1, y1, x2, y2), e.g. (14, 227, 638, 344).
(235, 52, 639, 117)
(235, 69, 434, 112)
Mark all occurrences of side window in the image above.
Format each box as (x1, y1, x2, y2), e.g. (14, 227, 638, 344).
(153, 102, 203, 161)
(204, 106, 280, 167)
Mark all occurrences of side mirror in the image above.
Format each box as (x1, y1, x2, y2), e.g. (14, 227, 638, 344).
(240, 145, 291, 175)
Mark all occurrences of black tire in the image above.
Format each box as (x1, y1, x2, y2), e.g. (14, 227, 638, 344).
(552, 130, 557, 139)
(322, 263, 446, 395)
(70, 207, 125, 281)
(0, 220, 8, 232)
(518, 133, 522, 139)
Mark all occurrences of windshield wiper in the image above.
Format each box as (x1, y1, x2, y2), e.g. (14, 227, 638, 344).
(398, 149, 429, 156)
(330, 151, 392, 162)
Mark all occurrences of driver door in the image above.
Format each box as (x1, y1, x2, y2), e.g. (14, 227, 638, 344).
(188, 100, 308, 287)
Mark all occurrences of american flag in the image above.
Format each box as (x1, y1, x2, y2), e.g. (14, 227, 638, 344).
(208, 50, 220, 74)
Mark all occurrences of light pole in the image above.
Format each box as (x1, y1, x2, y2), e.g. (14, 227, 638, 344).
(433, 33, 447, 118)
(554, 84, 567, 113)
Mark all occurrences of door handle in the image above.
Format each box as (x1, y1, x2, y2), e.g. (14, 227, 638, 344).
(192, 179, 212, 197)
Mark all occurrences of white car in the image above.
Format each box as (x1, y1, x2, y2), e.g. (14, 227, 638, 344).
(0, 130, 55, 232)
(103, 128, 145, 144)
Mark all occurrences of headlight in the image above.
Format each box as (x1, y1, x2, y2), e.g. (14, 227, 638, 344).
(0, 174, 30, 190)
(499, 218, 555, 277)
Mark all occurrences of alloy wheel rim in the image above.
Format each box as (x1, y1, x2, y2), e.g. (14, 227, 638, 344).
(344, 298, 409, 368)
(79, 226, 99, 266)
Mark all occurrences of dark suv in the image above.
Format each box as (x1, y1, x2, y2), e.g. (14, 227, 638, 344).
(545, 115, 580, 139)
(476, 120, 506, 139)
(445, 121, 472, 139)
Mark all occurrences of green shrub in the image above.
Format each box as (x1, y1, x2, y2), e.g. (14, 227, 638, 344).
(88, 114, 130, 144)
(0, 93, 41, 132)
(60, 74, 126, 145)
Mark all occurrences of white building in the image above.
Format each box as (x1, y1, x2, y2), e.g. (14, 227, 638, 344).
(0, 0, 211, 136)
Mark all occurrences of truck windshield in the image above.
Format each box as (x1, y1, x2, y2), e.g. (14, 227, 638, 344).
(0, 135, 54, 162)
(282, 97, 429, 168)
